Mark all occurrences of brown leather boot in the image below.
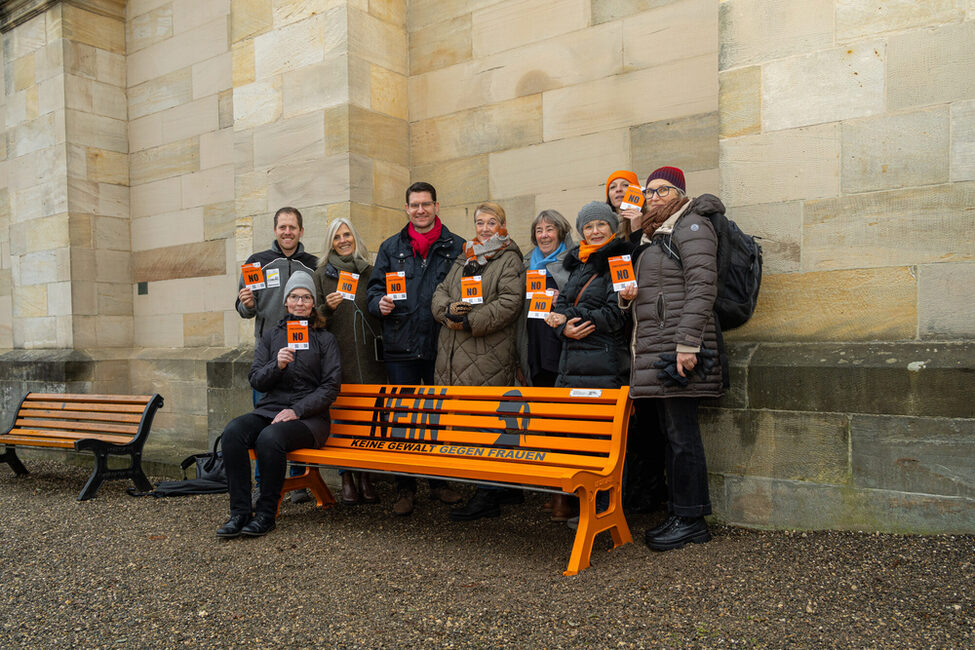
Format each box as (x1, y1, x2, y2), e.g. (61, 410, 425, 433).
(550, 493, 577, 522)
(340, 471, 360, 505)
(359, 472, 379, 503)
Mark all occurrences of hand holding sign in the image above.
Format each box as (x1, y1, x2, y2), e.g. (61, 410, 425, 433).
(286, 320, 309, 351)
(277, 347, 295, 370)
(241, 262, 266, 290)
(337, 271, 359, 300)
(620, 185, 645, 211)
(525, 270, 546, 298)
(608, 255, 637, 292)
(527, 291, 554, 319)
(385, 272, 407, 300)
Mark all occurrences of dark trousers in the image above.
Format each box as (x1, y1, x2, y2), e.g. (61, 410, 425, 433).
(383, 358, 445, 493)
(634, 397, 711, 517)
(222, 413, 316, 518)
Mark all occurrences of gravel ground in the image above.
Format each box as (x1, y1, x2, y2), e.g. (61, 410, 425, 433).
(1, 460, 972, 648)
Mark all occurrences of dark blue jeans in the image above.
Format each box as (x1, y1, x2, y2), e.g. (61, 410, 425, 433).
(383, 358, 445, 493)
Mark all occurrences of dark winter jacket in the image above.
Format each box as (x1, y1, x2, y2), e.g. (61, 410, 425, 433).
(518, 246, 571, 385)
(236, 241, 319, 339)
(622, 195, 725, 399)
(367, 224, 464, 362)
(553, 237, 634, 389)
(314, 262, 386, 385)
(431, 241, 524, 386)
(250, 316, 342, 447)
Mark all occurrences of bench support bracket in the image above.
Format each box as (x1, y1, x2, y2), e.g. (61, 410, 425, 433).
(74, 441, 154, 501)
(0, 446, 29, 476)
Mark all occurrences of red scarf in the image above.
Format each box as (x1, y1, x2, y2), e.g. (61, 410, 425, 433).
(578, 237, 613, 263)
(408, 217, 443, 258)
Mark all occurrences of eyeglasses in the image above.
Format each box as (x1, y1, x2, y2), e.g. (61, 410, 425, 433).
(644, 186, 682, 199)
(408, 201, 435, 211)
(287, 294, 314, 303)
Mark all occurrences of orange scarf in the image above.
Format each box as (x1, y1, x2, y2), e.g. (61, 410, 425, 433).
(578, 237, 613, 263)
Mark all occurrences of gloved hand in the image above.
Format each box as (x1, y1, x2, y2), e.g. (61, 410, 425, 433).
(446, 301, 473, 322)
(652, 353, 689, 387)
(695, 346, 718, 380)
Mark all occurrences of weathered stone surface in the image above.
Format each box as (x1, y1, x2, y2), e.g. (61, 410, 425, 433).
(544, 54, 717, 141)
(231, 39, 255, 87)
(728, 267, 917, 342)
(623, 0, 716, 70)
(130, 177, 181, 219)
(218, 89, 233, 129)
(371, 160, 409, 210)
(127, 17, 228, 88)
(951, 99, 975, 182)
(281, 55, 349, 118)
(411, 95, 539, 166)
(472, 0, 587, 58)
(199, 128, 233, 170)
(128, 68, 194, 121)
(718, 65, 759, 138)
(1, 12, 47, 61)
(592, 0, 684, 24)
(7, 112, 62, 158)
(836, 0, 967, 41)
(412, 155, 489, 208)
(95, 282, 132, 316)
(233, 77, 282, 130)
(252, 111, 324, 168)
(132, 208, 204, 251)
(173, 0, 230, 33)
(254, 14, 324, 80)
(130, 138, 200, 186)
(192, 51, 232, 99)
(13, 284, 48, 318)
(266, 154, 351, 208)
(729, 201, 802, 274)
(183, 311, 224, 347)
(408, 0, 502, 31)
(347, 105, 407, 165)
(851, 414, 975, 499)
(701, 408, 850, 484)
(64, 110, 126, 154)
(888, 20, 975, 110)
(802, 182, 975, 271)
(631, 111, 718, 174)
(918, 262, 975, 339)
(349, 7, 407, 75)
(369, 64, 407, 120)
(231, 0, 272, 43)
(532, 185, 604, 228)
(841, 107, 949, 193)
(720, 124, 839, 207)
(489, 129, 628, 199)
(410, 13, 470, 75)
(127, 3, 173, 53)
(180, 164, 234, 209)
(132, 240, 226, 282)
(719, 0, 833, 70)
(748, 342, 975, 419)
(61, 3, 124, 54)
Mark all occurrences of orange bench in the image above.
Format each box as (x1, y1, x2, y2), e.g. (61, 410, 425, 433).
(277, 384, 633, 576)
(0, 393, 164, 500)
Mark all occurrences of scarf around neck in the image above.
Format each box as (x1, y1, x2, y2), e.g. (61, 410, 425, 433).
(408, 217, 443, 258)
(327, 250, 371, 274)
(578, 237, 614, 263)
(529, 241, 566, 271)
(463, 228, 511, 267)
(643, 195, 690, 238)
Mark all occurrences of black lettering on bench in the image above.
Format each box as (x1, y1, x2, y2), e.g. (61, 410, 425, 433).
(368, 385, 390, 438)
(493, 389, 530, 447)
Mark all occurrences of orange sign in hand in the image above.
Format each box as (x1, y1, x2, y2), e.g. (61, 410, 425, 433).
(525, 269, 546, 298)
(241, 262, 265, 290)
(385, 271, 407, 300)
(620, 185, 645, 211)
(527, 291, 554, 319)
(338, 271, 359, 300)
(286, 320, 309, 350)
(460, 275, 484, 304)
(608, 255, 636, 291)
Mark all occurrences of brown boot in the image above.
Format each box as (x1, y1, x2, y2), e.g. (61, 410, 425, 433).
(340, 472, 360, 505)
(359, 472, 379, 504)
(550, 493, 577, 522)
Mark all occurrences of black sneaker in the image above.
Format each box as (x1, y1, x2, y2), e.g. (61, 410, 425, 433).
(645, 516, 710, 551)
(449, 488, 500, 521)
(645, 514, 678, 539)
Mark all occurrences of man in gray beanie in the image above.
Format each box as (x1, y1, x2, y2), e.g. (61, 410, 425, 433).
(576, 201, 620, 236)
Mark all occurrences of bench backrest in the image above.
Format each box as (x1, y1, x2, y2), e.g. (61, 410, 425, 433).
(327, 384, 631, 478)
(7, 393, 162, 445)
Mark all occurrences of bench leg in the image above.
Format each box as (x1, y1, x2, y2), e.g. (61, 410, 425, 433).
(563, 484, 634, 577)
(1, 446, 29, 476)
(128, 452, 154, 494)
(78, 449, 109, 501)
(276, 466, 336, 516)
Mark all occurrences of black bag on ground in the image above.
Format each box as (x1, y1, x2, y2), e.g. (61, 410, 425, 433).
(126, 436, 228, 497)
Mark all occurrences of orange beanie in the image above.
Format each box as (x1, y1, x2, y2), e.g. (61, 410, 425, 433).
(605, 170, 639, 198)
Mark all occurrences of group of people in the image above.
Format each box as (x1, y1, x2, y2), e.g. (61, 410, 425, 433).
(217, 169, 727, 554)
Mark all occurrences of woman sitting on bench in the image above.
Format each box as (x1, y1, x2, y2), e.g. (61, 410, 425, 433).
(217, 271, 342, 538)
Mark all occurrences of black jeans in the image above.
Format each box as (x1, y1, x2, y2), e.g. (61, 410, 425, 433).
(222, 413, 316, 518)
(383, 358, 446, 493)
(634, 397, 712, 517)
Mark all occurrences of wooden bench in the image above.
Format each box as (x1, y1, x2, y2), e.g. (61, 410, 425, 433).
(275, 384, 633, 576)
(0, 393, 164, 500)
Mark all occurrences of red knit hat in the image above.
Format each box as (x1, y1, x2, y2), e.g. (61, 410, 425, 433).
(645, 166, 686, 193)
(605, 170, 639, 198)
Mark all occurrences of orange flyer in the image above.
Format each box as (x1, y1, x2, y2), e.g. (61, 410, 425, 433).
(337, 271, 359, 300)
(460, 275, 484, 304)
(385, 271, 407, 300)
(286, 320, 309, 350)
(241, 262, 265, 290)
(525, 269, 546, 298)
(527, 291, 554, 319)
(620, 185, 645, 211)
(608, 255, 636, 291)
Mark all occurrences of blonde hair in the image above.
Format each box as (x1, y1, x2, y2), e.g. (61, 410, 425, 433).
(473, 201, 506, 225)
(319, 218, 372, 267)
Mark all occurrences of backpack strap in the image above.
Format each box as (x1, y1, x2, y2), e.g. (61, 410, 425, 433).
(574, 274, 599, 307)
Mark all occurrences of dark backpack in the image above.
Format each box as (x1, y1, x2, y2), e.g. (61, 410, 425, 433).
(668, 196, 763, 330)
(127, 436, 228, 498)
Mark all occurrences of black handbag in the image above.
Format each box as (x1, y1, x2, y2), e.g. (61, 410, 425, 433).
(180, 435, 226, 483)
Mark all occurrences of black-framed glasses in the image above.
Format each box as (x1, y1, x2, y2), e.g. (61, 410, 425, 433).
(287, 294, 314, 303)
(408, 201, 435, 211)
(644, 186, 682, 199)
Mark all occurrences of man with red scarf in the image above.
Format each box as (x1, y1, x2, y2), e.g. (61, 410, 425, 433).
(367, 182, 465, 515)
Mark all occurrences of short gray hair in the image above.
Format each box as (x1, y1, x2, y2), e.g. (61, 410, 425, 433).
(529, 209, 573, 247)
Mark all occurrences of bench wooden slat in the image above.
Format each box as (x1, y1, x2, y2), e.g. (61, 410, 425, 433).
(337, 384, 623, 405)
(14, 418, 139, 436)
(5, 428, 133, 445)
(25, 393, 156, 404)
(19, 401, 149, 414)
(329, 408, 614, 436)
(0, 435, 76, 449)
(331, 396, 618, 421)
(19, 409, 143, 424)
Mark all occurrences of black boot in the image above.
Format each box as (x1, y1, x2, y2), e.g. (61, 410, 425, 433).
(645, 516, 710, 551)
(241, 513, 276, 537)
(449, 488, 500, 521)
(645, 514, 678, 538)
(216, 514, 251, 538)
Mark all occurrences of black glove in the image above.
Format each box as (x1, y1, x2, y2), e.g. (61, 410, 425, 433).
(695, 346, 718, 380)
(652, 353, 688, 387)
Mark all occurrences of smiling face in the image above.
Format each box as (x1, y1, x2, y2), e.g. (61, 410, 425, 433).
(607, 178, 630, 209)
(286, 288, 314, 318)
(534, 218, 561, 255)
(331, 223, 355, 257)
(582, 219, 613, 246)
(474, 210, 502, 243)
(274, 212, 303, 256)
(406, 191, 438, 233)
(646, 178, 683, 208)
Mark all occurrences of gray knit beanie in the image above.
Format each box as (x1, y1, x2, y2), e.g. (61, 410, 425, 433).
(282, 271, 316, 305)
(576, 201, 619, 236)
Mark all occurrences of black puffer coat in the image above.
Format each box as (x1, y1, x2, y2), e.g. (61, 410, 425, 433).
(624, 195, 725, 399)
(553, 237, 634, 389)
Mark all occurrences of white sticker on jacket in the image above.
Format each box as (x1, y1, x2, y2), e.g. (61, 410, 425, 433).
(266, 268, 281, 287)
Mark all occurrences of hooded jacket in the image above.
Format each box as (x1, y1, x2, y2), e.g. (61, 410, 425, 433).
(431, 241, 524, 386)
(236, 241, 319, 339)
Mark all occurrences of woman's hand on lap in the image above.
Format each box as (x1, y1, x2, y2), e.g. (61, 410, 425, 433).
(272, 408, 298, 423)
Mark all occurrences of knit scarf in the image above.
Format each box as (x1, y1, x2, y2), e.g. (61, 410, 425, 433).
(327, 250, 371, 274)
(643, 195, 690, 238)
(463, 228, 510, 268)
(529, 241, 565, 271)
(578, 237, 613, 263)
(408, 217, 443, 258)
